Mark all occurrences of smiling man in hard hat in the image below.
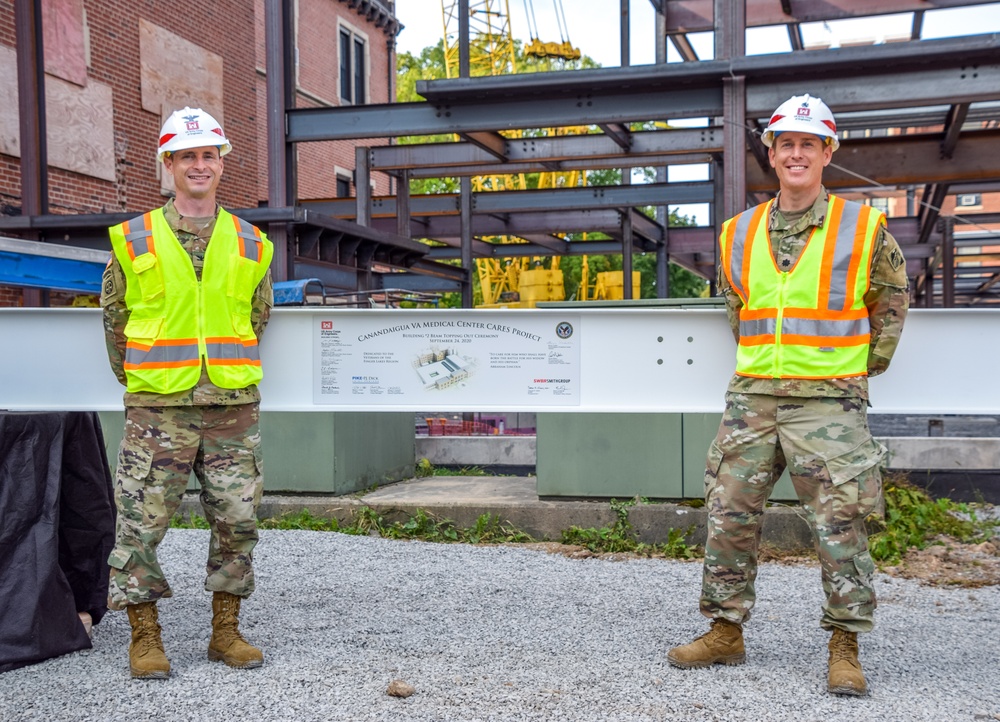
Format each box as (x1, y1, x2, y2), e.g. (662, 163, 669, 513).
(667, 95, 909, 696)
(100, 107, 273, 679)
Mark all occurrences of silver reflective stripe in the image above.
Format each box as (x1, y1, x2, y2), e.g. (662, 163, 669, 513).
(125, 215, 152, 256)
(206, 342, 261, 362)
(125, 343, 199, 366)
(827, 200, 863, 311)
(728, 206, 761, 298)
(234, 217, 261, 262)
(739, 318, 775, 337)
(782, 317, 870, 338)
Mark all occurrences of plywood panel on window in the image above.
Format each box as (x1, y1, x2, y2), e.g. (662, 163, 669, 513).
(0, 46, 114, 182)
(43, 0, 88, 87)
(47, 75, 115, 182)
(139, 20, 224, 121)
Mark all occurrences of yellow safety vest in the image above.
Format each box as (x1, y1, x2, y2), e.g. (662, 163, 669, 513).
(718, 195, 884, 380)
(108, 208, 273, 394)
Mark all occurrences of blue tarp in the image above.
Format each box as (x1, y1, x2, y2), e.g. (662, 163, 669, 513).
(0, 251, 105, 294)
(273, 278, 325, 305)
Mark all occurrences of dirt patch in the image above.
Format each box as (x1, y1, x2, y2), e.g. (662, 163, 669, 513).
(516, 539, 1000, 588)
(881, 537, 1000, 588)
(516, 541, 667, 562)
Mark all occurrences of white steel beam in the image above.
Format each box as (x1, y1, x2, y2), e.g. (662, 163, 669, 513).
(0, 307, 995, 414)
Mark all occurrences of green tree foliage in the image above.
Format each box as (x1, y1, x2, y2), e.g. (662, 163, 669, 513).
(396, 43, 447, 103)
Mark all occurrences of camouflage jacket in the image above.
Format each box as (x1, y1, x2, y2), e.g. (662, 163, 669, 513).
(100, 199, 274, 407)
(719, 188, 909, 400)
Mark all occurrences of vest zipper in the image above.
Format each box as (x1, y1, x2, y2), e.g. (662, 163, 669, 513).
(775, 271, 788, 377)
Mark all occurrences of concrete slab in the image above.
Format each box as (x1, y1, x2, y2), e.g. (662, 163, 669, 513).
(417, 435, 1000, 471)
(177, 475, 817, 550)
(363, 475, 538, 504)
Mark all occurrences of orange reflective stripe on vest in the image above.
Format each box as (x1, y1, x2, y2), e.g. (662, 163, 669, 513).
(232, 215, 263, 262)
(204, 337, 261, 366)
(123, 213, 154, 260)
(721, 202, 768, 304)
(124, 339, 200, 370)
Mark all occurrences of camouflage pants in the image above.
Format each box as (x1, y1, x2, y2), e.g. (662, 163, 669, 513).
(107, 403, 264, 611)
(700, 393, 885, 633)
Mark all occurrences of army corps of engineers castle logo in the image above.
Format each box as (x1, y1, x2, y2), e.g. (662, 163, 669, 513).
(555, 321, 573, 339)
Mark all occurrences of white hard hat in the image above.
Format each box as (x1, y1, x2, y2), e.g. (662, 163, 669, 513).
(761, 94, 839, 152)
(157, 107, 232, 162)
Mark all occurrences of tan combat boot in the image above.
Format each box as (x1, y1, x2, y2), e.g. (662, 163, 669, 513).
(208, 591, 264, 668)
(125, 602, 170, 679)
(667, 619, 746, 669)
(828, 628, 867, 696)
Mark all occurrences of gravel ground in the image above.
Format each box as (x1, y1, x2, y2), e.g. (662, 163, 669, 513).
(2, 529, 998, 722)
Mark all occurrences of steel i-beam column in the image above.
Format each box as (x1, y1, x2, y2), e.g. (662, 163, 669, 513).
(710, 158, 723, 296)
(460, 176, 473, 308)
(942, 218, 955, 308)
(355, 147, 373, 294)
(265, 0, 291, 281)
(655, 3, 669, 298)
(620, 0, 630, 67)
(459, 0, 470, 78)
(723, 75, 747, 219)
(622, 211, 634, 300)
(924, 258, 934, 308)
(356, 146, 372, 227)
(15, 0, 47, 306)
(396, 170, 412, 238)
(716, 0, 747, 221)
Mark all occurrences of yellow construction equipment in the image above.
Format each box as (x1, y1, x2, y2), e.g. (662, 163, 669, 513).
(523, 0, 580, 61)
(440, 1, 517, 78)
(578, 257, 641, 302)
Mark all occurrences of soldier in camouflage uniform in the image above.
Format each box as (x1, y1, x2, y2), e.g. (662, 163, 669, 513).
(101, 108, 273, 679)
(668, 95, 908, 697)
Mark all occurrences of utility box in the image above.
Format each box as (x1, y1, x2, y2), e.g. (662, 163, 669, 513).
(98, 411, 414, 495)
(536, 413, 684, 498)
(536, 411, 795, 501)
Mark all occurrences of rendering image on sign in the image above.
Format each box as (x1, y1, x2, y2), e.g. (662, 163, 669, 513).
(313, 313, 581, 406)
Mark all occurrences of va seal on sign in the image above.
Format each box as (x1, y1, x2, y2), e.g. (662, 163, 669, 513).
(555, 321, 573, 339)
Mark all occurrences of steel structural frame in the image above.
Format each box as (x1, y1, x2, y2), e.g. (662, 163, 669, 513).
(277, 23, 1000, 303)
(6, 1, 1000, 304)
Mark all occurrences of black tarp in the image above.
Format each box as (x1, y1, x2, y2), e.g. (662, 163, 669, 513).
(0, 411, 116, 673)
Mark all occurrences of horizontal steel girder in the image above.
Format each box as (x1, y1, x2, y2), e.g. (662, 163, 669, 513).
(288, 37, 1000, 142)
(663, 0, 1000, 33)
(397, 151, 716, 178)
(371, 210, 663, 249)
(291, 259, 465, 294)
(288, 90, 722, 141)
(745, 64, 1000, 116)
(307, 182, 712, 219)
(426, 240, 634, 260)
(370, 207, 664, 243)
(367, 128, 724, 173)
(415, 36, 1000, 102)
(375, 272, 462, 293)
(747, 131, 1000, 192)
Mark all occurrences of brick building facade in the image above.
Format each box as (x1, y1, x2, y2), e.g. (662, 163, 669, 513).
(0, 0, 399, 306)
